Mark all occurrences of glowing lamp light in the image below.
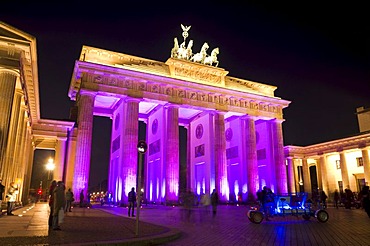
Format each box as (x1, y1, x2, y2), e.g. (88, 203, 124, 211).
(137, 140, 148, 154)
(45, 158, 55, 171)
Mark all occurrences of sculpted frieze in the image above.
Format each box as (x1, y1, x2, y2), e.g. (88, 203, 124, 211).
(137, 82, 147, 91)
(259, 103, 268, 111)
(81, 71, 283, 118)
(150, 84, 160, 93)
(226, 77, 276, 97)
(173, 66, 222, 84)
(165, 87, 173, 96)
(177, 89, 186, 98)
(108, 77, 118, 86)
(123, 79, 133, 89)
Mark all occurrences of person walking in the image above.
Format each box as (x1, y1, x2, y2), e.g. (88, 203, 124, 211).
(360, 185, 370, 218)
(52, 181, 66, 230)
(0, 179, 5, 214)
(65, 188, 74, 212)
(79, 189, 84, 207)
(6, 182, 18, 216)
(211, 189, 219, 217)
(320, 190, 328, 209)
(261, 186, 273, 221)
(128, 187, 136, 217)
(334, 189, 340, 209)
(48, 180, 57, 227)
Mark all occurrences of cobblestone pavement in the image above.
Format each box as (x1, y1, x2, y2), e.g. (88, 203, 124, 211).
(0, 202, 370, 245)
(101, 204, 370, 246)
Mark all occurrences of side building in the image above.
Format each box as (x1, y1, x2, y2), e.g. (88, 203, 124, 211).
(0, 22, 76, 207)
(284, 106, 370, 201)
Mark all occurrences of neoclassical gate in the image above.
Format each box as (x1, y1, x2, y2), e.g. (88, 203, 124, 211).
(67, 26, 291, 204)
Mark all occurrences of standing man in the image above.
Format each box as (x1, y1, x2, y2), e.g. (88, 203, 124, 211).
(211, 189, 219, 217)
(48, 180, 57, 227)
(6, 182, 18, 216)
(128, 187, 136, 217)
(52, 181, 66, 230)
(65, 188, 74, 212)
(79, 189, 84, 207)
(0, 179, 5, 214)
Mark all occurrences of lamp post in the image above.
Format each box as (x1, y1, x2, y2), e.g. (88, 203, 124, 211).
(45, 158, 55, 199)
(136, 140, 147, 237)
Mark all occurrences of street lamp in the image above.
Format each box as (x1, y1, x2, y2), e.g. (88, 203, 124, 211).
(136, 140, 147, 237)
(45, 158, 55, 199)
(45, 158, 55, 180)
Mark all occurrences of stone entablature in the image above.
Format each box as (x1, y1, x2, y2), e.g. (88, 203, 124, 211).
(0, 22, 40, 125)
(69, 60, 290, 119)
(165, 58, 228, 87)
(285, 132, 370, 158)
(77, 46, 279, 98)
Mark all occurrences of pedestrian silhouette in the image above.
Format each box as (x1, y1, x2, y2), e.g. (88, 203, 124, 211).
(80, 190, 84, 207)
(360, 185, 370, 218)
(320, 190, 328, 209)
(65, 188, 74, 212)
(211, 189, 219, 217)
(52, 181, 66, 230)
(0, 178, 5, 214)
(48, 180, 57, 227)
(6, 181, 18, 215)
(334, 189, 340, 209)
(128, 187, 136, 217)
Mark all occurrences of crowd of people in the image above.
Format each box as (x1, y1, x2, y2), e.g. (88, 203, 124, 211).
(1, 176, 369, 228)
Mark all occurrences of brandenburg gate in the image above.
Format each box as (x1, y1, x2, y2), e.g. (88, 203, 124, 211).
(67, 25, 291, 204)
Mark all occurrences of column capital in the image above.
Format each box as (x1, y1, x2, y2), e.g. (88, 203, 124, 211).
(79, 90, 97, 98)
(360, 146, 370, 151)
(0, 68, 20, 77)
(206, 109, 221, 116)
(241, 115, 258, 121)
(163, 103, 179, 109)
(124, 97, 141, 103)
(270, 118, 285, 124)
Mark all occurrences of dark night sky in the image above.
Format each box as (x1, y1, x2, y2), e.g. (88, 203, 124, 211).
(1, 2, 369, 189)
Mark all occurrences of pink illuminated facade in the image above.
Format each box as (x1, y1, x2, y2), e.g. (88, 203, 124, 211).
(67, 45, 291, 204)
(2, 22, 370, 208)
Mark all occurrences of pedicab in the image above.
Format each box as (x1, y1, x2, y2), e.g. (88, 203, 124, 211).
(247, 192, 329, 224)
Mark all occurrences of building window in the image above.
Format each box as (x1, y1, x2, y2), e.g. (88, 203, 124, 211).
(356, 157, 364, 167)
(336, 160, 341, 169)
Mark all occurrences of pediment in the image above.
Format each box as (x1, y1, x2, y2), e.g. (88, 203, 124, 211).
(0, 22, 34, 43)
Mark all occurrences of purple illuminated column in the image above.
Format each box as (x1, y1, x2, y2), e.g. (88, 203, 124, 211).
(73, 91, 95, 200)
(121, 98, 139, 203)
(286, 157, 296, 193)
(362, 148, 370, 185)
(339, 151, 350, 189)
(244, 116, 258, 201)
(318, 155, 329, 193)
(271, 119, 288, 195)
(214, 112, 227, 201)
(302, 158, 311, 193)
(165, 105, 179, 202)
(186, 124, 191, 191)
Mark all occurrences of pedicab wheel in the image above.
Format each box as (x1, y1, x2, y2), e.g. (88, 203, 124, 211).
(315, 209, 329, 223)
(247, 210, 254, 222)
(251, 211, 264, 224)
(302, 214, 311, 220)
